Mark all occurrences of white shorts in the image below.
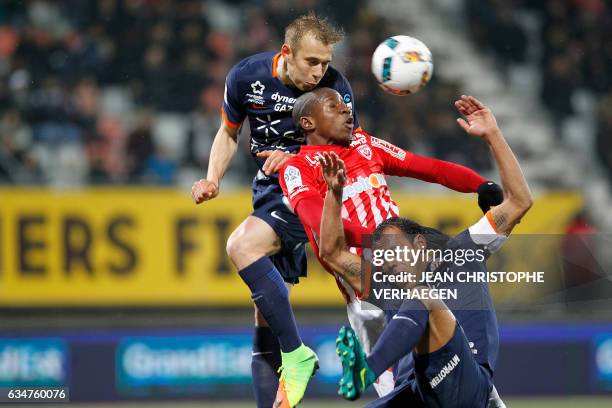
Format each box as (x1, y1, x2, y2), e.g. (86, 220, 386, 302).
(343, 281, 395, 397)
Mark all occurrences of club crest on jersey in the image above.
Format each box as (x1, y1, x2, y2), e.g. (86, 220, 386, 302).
(357, 145, 372, 160)
(251, 80, 265, 95)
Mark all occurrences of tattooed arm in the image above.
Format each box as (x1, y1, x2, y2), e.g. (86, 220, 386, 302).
(486, 126, 532, 235)
(317, 152, 364, 294)
(455, 95, 533, 235)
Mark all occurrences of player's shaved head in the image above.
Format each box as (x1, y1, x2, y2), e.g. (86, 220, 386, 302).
(285, 12, 344, 53)
(292, 87, 354, 147)
(292, 88, 331, 131)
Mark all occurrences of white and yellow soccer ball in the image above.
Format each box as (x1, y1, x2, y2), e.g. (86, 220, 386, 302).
(371, 35, 433, 96)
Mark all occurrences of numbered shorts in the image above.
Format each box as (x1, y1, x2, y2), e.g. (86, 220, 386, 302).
(345, 286, 395, 397)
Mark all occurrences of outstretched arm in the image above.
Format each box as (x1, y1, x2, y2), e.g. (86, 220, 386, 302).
(317, 152, 364, 293)
(455, 95, 532, 235)
(401, 153, 486, 193)
(371, 134, 486, 193)
(406, 155, 504, 213)
(369, 133, 501, 212)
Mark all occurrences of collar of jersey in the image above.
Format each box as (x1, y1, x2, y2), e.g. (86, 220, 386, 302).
(271, 52, 281, 78)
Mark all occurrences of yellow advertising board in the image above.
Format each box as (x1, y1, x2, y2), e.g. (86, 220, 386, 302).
(0, 188, 583, 306)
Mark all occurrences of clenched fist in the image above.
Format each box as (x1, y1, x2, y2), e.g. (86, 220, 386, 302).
(191, 179, 219, 203)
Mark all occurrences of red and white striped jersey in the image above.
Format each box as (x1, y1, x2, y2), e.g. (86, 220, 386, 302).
(280, 129, 414, 245)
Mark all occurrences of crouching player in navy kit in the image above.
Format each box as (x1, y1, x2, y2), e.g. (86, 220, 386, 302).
(318, 95, 528, 407)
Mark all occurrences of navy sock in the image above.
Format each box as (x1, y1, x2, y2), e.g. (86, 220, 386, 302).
(239, 257, 302, 352)
(367, 298, 429, 377)
(251, 326, 281, 408)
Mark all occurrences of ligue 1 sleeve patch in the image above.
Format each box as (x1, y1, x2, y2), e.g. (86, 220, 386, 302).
(284, 165, 303, 192)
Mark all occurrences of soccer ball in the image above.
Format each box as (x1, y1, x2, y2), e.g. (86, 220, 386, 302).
(371, 35, 433, 96)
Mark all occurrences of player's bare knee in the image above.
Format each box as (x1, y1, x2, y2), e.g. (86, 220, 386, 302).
(226, 228, 263, 265)
(225, 229, 245, 261)
(226, 220, 280, 268)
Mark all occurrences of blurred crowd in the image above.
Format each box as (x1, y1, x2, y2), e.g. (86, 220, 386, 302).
(465, 0, 612, 182)
(0, 0, 490, 187)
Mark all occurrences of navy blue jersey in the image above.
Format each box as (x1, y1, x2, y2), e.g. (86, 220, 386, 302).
(438, 221, 505, 374)
(222, 51, 358, 175)
(385, 214, 506, 376)
(221, 52, 357, 283)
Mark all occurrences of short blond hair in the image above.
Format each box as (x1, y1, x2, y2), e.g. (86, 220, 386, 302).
(284, 12, 344, 53)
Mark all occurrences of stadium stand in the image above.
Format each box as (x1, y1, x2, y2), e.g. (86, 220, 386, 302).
(0, 0, 492, 188)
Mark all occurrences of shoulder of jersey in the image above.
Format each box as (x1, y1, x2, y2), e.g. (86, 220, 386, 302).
(283, 149, 323, 172)
(318, 65, 344, 87)
(324, 64, 341, 79)
(231, 51, 276, 80)
(285, 152, 310, 168)
(445, 231, 464, 249)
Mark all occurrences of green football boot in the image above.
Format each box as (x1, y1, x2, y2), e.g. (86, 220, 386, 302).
(274, 344, 319, 407)
(336, 326, 376, 401)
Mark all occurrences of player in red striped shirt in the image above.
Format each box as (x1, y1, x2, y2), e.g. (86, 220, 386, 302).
(278, 87, 502, 395)
(279, 87, 498, 279)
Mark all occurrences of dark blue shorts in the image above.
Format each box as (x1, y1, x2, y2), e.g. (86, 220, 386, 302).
(366, 324, 492, 408)
(251, 177, 308, 284)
